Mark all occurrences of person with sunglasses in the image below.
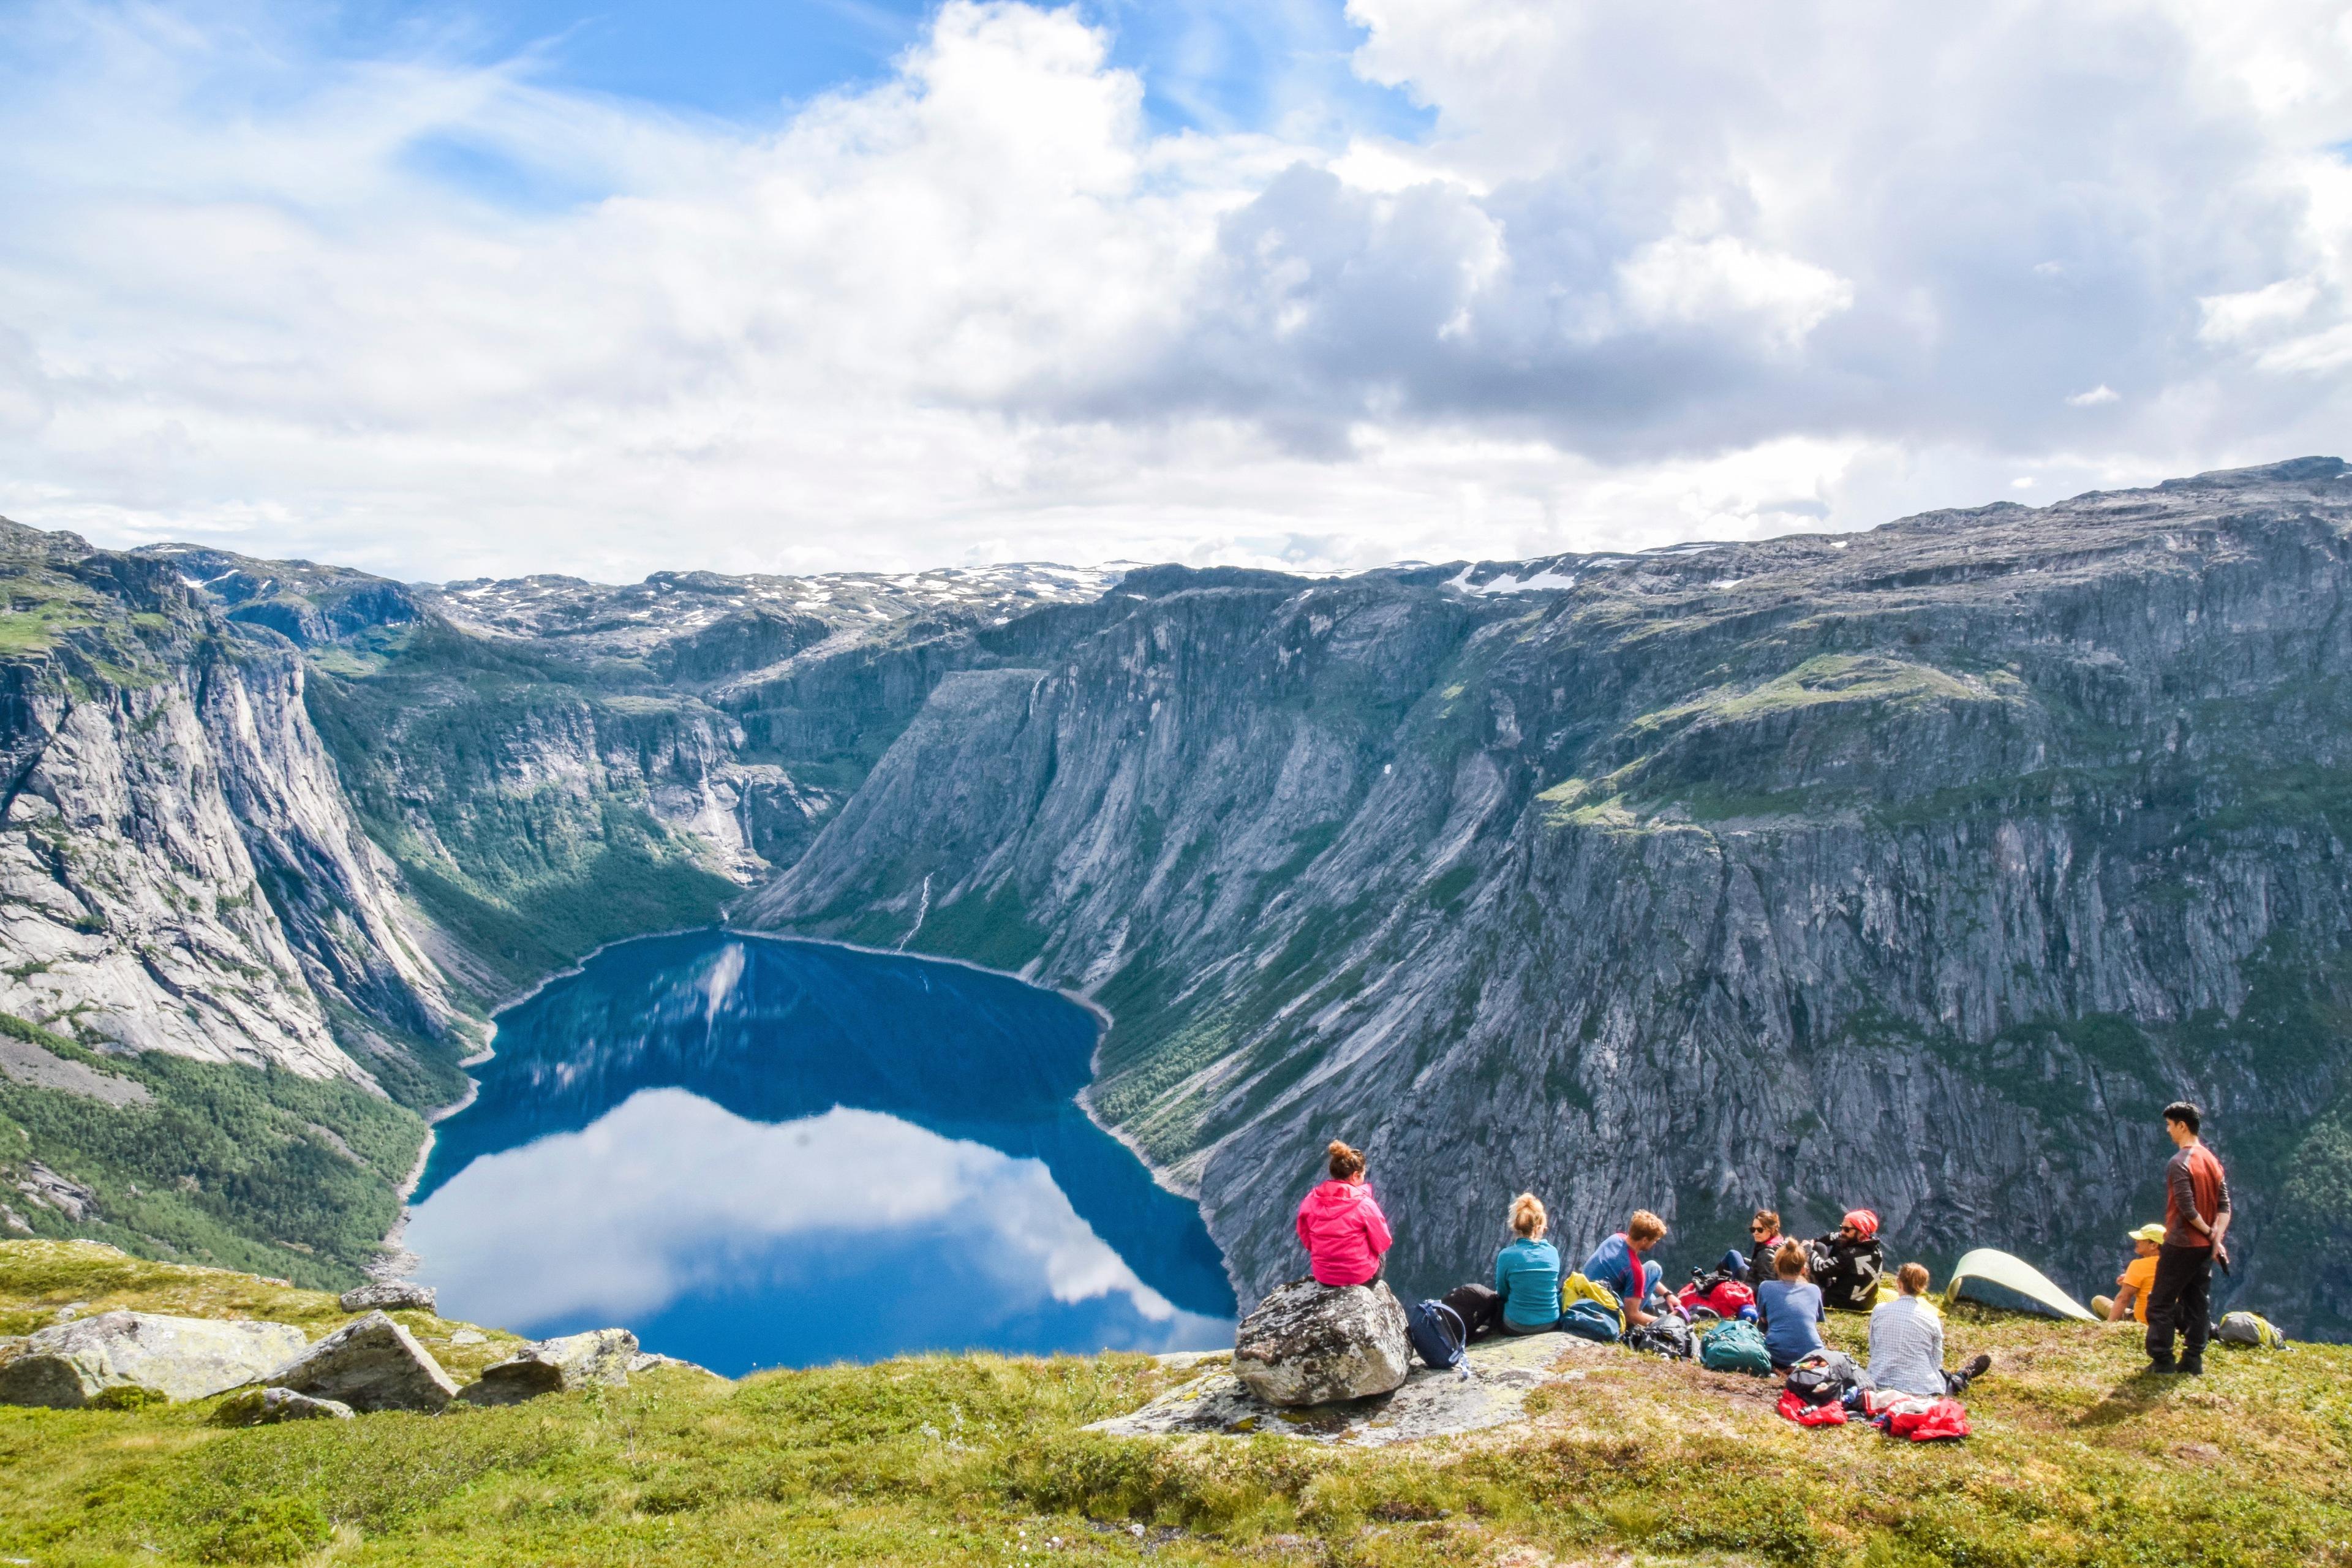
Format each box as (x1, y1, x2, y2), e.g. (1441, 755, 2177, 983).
(1745, 1210, 1787, 1283)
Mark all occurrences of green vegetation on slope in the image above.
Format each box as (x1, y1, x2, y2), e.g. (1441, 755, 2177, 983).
(304, 633, 739, 994)
(0, 1023, 423, 1291)
(1, 1243, 2348, 1567)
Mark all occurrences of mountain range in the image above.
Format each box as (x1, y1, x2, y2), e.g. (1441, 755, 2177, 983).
(1, 458, 2347, 1338)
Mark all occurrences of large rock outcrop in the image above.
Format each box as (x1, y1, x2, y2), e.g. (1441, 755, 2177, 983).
(0, 1311, 307, 1408)
(1231, 1279, 1412, 1406)
(263, 1311, 457, 1413)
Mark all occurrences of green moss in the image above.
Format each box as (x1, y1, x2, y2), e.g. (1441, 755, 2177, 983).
(1630, 654, 2010, 734)
(1422, 863, 1477, 911)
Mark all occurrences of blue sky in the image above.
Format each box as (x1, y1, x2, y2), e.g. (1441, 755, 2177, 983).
(349, 0, 1430, 145)
(0, 0, 2347, 581)
(368, 0, 1432, 211)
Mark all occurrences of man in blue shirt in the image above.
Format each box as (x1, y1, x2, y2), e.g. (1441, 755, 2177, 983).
(1581, 1210, 1668, 1328)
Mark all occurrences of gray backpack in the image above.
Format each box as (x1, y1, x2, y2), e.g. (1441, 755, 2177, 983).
(2215, 1311, 2286, 1349)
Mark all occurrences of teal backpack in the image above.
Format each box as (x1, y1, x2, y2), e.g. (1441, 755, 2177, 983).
(1698, 1318, 1773, 1375)
(1558, 1300, 1623, 1343)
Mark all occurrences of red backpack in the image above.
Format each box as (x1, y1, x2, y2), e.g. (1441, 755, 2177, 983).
(1678, 1277, 1757, 1317)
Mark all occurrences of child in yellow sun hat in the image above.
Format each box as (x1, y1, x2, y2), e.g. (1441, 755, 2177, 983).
(2093, 1224, 2166, 1323)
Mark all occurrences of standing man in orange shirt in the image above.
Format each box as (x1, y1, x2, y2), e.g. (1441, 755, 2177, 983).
(2147, 1101, 2231, 1376)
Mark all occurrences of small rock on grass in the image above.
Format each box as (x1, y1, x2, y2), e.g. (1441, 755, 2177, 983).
(339, 1281, 437, 1314)
(265, 1311, 457, 1414)
(459, 1329, 637, 1406)
(629, 1351, 726, 1379)
(216, 1386, 355, 1424)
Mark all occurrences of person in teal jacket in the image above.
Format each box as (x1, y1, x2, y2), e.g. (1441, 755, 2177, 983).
(1494, 1193, 1562, 1333)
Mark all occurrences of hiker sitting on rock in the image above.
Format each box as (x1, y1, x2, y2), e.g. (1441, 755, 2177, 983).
(1581, 1210, 1670, 1327)
(1756, 1241, 1826, 1370)
(1494, 1193, 1564, 1335)
(1869, 1263, 1991, 1397)
(2095, 1224, 2165, 1324)
(1295, 1140, 1392, 1286)
(1811, 1210, 1887, 1312)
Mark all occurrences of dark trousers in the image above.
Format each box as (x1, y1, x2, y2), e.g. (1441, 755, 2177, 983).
(2145, 1243, 2214, 1365)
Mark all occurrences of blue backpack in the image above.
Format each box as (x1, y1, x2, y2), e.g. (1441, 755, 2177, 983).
(1406, 1298, 1468, 1372)
(1558, 1300, 1622, 1343)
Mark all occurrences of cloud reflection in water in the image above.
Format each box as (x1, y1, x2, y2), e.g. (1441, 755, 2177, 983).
(407, 1087, 1231, 1371)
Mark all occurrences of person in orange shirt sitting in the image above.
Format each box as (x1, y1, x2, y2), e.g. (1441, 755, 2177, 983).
(2097, 1224, 2165, 1322)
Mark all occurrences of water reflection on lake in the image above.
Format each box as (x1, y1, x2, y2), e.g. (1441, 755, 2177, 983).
(404, 931, 1234, 1373)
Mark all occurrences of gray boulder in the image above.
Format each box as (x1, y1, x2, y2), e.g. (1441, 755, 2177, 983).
(215, 1385, 355, 1424)
(264, 1311, 458, 1413)
(337, 1281, 437, 1314)
(1232, 1279, 1412, 1407)
(0, 1311, 307, 1409)
(460, 1329, 638, 1406)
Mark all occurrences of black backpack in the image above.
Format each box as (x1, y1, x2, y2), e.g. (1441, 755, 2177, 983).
(1784, 1349, 1863, 1406)
(1441, 1283, 1503, 1342)
(1626, 1314, 1694, 1360)
(1406, 1298, 1468, 1372)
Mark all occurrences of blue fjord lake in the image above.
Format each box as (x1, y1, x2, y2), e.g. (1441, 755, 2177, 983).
(404, 930, 1235, 1374)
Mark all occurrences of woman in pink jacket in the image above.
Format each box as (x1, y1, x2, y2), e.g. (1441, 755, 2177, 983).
(1295, 1140, 1393, 1286)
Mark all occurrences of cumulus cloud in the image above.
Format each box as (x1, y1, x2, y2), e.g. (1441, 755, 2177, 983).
(0, 0, 2348, 578)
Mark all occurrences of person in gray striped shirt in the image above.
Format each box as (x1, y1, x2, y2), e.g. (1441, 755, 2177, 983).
(1869, 1262, 1992, 1398)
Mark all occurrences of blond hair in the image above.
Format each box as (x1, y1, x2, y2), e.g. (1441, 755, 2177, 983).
(1510, 1193, 1548, 1238)
(1627, 1210, 1667, 1245)
(1898, 1262, 1931, 1295)
(1774, 1241, 1809, 1278)
(1325, 1140, 1366, 1180)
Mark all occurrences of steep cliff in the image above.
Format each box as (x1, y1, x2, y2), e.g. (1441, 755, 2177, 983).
(0, 528, 460, 1087)
(748, 458, 2352, 1338)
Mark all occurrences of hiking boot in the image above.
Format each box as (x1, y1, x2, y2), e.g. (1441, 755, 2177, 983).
(2146, 1356, 2179, 1376)
(1961, 1354, 1992, 1380)
(2178, 1358, 2204, 1376)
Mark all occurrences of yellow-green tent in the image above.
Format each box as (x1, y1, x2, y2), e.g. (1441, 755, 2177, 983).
(1945, 1248, 2097, 1321)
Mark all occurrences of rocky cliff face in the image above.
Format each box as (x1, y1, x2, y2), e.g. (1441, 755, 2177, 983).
(749, 459, 2352, 1338)
(0, 528, 461, 1087)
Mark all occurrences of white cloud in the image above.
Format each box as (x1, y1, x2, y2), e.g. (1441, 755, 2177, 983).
(0, 0, 2348, 579)
(2067, 385, 2122, 406)
(1614, 236, 1854, 348)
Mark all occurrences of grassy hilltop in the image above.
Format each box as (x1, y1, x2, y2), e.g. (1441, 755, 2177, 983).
(1, 1243, 2346, 1567)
